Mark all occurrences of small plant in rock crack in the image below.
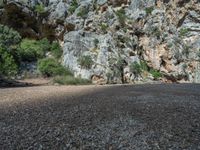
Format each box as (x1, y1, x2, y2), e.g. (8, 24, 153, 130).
(151, 27, 161, 39)
(115, 8, 127, 26)
(182, 64, 187, 71)
(100, 23, 109, 33)
(130, 62, 142, 77)
(179, 28, 189, 37)
(78, 55, 94, 69)
(35, 4, 46, 14)
(145, 6, 154, 15)
(77, 7, 88, 18)
(150, 69, 162, 80)
(68, 0, 79, 14)
(197, 49, 200, 60)
(94, 39, 99, 48)
(183, 45, 190, 58)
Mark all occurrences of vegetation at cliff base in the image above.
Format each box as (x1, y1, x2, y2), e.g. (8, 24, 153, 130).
(37, 58, 73, 77)
(0, 47, 18, 76)
(53, 76, 92, 85)
(0, 24, 64, 78)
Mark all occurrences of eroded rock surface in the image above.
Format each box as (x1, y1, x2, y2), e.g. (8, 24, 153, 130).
(0, 0, 199, 83)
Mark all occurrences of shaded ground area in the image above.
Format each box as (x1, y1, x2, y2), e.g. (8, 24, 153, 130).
(0, 78, 50, 88)
(0, 84, 200, 149)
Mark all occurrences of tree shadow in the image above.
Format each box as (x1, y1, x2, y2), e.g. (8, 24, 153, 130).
(0, 77, 47, 88)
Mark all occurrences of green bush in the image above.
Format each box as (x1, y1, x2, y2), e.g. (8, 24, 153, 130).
(0, 46, 18, 77)
(151, 27, 161, 39)
(53, 76, 92, 85)
(115, 9, 126, 25)
(140, 60, 148, 71)
(150, 69, 162, 80)
(100, 23, 108, 33)
(37, 58, 73, 77)
(0, 24, 21, 63)
(19, 38, 50, 61)
(68, 0, 79, 14)
(130, 62, 142, 76)
(35, 4, 46, 14)
(145, 7, 154, 15)
(94, 39, 99, 48)
(39, 38, 51, 51)
(0, 25, 21, 77)
(77, 7, 88, 18)
(0, 24, 21, 48)
(179, 28, 189, 37)
(78, 55, 93, 69)
(50, 41, 63, 59)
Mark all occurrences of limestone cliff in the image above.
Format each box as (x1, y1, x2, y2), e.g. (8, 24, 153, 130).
(0, 0, 199, 83)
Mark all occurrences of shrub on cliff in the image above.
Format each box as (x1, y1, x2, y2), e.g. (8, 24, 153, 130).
(19, 38, 50, 61)
(115, 9, 126, 26)
(130, 62, 142, 77)
(69, 0, 79, 14)
(78, 55, 93, 69)
(35, 4, 46, 14)
(150, 69, 162, 80)
(50, 41, 63, 59)
(37, 58, 73, 77)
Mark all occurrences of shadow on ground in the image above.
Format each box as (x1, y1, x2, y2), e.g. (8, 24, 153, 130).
(0, 77, 48, 88)
(0, 84, 200, 149)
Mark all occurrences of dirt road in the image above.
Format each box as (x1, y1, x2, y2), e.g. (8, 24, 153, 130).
(0, 84, 200, 149)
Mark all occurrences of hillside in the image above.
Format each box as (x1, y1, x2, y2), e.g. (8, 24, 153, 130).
(0, 0, 199, 84)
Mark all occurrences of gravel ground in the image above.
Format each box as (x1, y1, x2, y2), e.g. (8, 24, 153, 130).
(0, 84, 200, 150)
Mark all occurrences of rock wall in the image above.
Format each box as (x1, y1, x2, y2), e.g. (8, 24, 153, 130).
(0, 0, 199, 83)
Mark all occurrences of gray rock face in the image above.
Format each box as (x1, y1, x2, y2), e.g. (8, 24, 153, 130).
(63, 31, 116, 81)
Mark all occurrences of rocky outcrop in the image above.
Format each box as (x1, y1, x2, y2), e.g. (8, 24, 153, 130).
(0, 0, 199, 83)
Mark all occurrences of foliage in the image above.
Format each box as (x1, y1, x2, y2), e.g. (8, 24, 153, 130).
(0, 46, 18, 77)
(39, 38, 51, 51)
(179, 28, 189, 37)
(19, 38, 50, 61)
(198, 49, 200, 59)
(140, 60, 148, 71)
(37, 58, 73, 77)
(183, 45, 190, 57)
(151, 27, 161, 39)
(100, 23, 108, 33)
(94, 39, 99, 47)
(68, 0, 79, 14)
(51, 41, 63, 59)
(145, 6, 154, 15)
(0, 24, 21, 49)
(0, 25, 21, 77)
(53, 75, 92, 85)
(77, 7, 88, 18)
(150, 69, 162, 79)
(78, 55, 93, 69)
(115, 9, 126, 25)
(129, 62, 142, 76)
(35, 4, 46, 14)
